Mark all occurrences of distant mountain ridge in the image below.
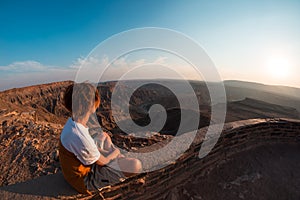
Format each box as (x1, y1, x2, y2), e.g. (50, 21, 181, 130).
(223, 97, 300, 122)
(224, 80, 300, 112)
(224, 80, 300, 100)
(0, 79, 300, 127)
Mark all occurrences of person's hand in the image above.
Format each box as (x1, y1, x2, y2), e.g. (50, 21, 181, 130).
(114, 148, 121, 156)
(110, 147, 121, 160)
(102, 131, 110, 137)
(117, 153, 125, 158)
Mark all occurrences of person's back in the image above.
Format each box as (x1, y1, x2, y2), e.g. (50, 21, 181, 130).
(59, 116, 100, 194)
(59, 82, 142, 194)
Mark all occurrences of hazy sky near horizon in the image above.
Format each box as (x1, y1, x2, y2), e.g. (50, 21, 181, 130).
(0, 0, 300, 90)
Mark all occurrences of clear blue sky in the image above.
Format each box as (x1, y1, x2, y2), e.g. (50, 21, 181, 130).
(0, 0, 300, 90)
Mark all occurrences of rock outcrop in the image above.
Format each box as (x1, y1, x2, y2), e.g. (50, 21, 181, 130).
(0, 118, 299, 200)
(90, 118, 300, 200)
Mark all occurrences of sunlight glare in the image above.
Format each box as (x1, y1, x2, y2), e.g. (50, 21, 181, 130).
(266, 56, 291, 79)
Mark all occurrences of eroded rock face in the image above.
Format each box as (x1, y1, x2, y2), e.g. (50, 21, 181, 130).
(0, 81, 72, 124)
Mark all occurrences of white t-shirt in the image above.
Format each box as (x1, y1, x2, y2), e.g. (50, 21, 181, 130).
(60, 118, 100, 165)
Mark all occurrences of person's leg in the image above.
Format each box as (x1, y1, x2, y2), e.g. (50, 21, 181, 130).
(116, 157, 142, 177)
(84, 164, 125, 191)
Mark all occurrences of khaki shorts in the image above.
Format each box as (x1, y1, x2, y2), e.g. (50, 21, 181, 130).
(84, 160, 125, 191)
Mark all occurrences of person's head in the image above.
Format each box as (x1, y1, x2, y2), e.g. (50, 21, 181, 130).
(64, 82, 100, 120)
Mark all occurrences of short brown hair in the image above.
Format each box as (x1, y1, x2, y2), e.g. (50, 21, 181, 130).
(64, 82, 100, 119)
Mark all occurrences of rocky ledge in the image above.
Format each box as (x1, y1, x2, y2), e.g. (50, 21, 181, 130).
(0, 118, 299, 199)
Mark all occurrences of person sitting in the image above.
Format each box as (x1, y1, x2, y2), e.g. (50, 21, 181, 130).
(59, 82, 142, 195)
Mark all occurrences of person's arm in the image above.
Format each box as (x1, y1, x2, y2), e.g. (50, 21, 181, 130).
(98, 148, 110, 156)
(103, 135, 125, 158)
(95, 147, 120, 166)
(98, 132, 118, 154)
(102, 132, 114, 150)
(96, 132, 112, 155)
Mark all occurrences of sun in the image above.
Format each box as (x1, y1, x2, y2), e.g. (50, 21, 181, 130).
(266, 56, 291, 79)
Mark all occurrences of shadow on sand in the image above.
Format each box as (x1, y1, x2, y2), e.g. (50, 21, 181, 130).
(0, 172, 79, 199)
